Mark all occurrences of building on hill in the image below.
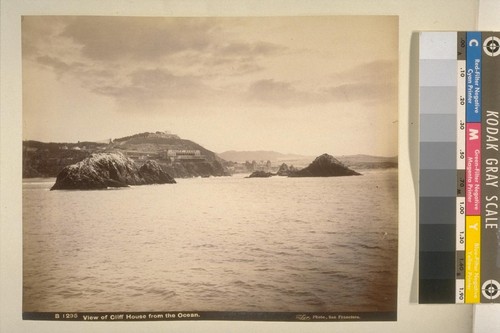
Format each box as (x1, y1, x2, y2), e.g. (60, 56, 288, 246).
(149, 131, 180, 139)
(164, 149, 205, 162)
(111, 131, 180, 144)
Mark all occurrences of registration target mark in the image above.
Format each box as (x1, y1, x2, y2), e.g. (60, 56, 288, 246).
(481, 279, 500, 300)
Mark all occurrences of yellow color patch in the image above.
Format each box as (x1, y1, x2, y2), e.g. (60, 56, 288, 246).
(465, 216, 481, 303)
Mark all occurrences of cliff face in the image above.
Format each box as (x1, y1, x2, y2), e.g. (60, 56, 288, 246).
(139, 160, 176, 184)
(162, 160, 228, 178)
(289, 153, 360, 177)
(51, 152, 175, 190)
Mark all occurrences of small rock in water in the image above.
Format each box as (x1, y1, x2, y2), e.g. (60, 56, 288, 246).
(289, 153, 360, 177)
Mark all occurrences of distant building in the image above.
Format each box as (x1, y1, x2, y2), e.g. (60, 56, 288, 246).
(164, 149, 204, 162)
(250, 160, 273, 172)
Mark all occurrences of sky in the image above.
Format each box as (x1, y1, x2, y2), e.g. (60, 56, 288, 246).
(22, 16, 398, 156)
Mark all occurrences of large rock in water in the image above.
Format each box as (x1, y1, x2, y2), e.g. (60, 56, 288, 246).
(51, 152, 175, 190)
(289, 153, 361, 177)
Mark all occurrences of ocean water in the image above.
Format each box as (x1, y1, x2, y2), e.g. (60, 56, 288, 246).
(23, 169, 398, 313)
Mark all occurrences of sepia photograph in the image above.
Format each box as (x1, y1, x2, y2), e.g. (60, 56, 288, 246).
(22, 15, 398, 321)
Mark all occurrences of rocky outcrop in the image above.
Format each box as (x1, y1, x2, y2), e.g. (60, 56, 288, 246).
(51, 152, 175, 190)
(139, 160, 176, 184)
(276, 163, 297, 176)
(289, 153, 360, 177)
(247, 171, 274, 178)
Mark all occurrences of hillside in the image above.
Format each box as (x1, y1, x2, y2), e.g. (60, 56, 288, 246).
(23, 132, 229, 178)
(110, 132, 221, 162)
(218, 150, 314, 164)
(23, 141, 103, 178)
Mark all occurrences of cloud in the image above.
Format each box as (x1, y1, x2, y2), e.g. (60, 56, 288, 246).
(36, 55, 84, 75)
(59, 17, 288, 66)
(92, 68, 210, 102)
(247, 79, 303, 104)
(23, 17, 396, 114)
(203, 41, 286, 76)
(326, 60, 397, 104)
(325, 81, 394, 104)
(61, 17, 218, 61)
(22, 16, 64, 57)
(23, 16, 290, 109)
(218, 41, 286, 57)
(246, 59, 397, 107)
